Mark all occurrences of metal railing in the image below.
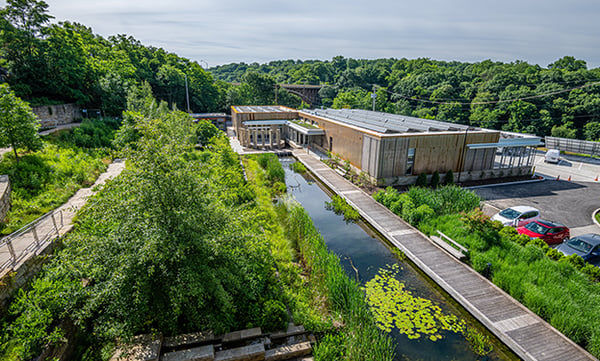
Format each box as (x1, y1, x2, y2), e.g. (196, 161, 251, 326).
(545, 136, 600, 157)
(0, 209, 64, 271)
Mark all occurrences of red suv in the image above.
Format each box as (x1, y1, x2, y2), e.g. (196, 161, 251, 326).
(517, 220, 570, 245)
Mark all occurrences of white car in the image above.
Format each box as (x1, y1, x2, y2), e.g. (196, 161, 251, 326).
(491, 206, 540, 227)
(544, 149, 560, 163)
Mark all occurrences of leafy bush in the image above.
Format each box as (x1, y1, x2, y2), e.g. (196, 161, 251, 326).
(261, 299, 288, 331)
(290, 161, 306, 173)
(445, 170, 454, 185)
(431, 170, 440, 188)
(0, 144, 107, 234)
(325, 195, 360, 222)
(415, 172, 427, 187)
(56, 118, 121, 149)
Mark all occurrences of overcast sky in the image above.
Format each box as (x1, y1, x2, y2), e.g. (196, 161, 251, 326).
(5, 0, 600, 68)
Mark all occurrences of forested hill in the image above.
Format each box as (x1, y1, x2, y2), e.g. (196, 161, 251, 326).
(209, 57, 600, 139)
(0, 0, 227, 115)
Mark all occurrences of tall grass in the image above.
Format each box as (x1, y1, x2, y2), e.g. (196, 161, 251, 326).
(419, 213, 600, 358)
(285, 205, 395, 361)
(0, 144, 107, 234)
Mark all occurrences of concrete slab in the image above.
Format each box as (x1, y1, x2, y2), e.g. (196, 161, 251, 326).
(214, 343, 264, 361)
(110, 334, 162, 361)
(264, 342, 311, 361)
(163, 331, 216, 348)
(161, 345, 214, 361)
(222, 327, 262, 343)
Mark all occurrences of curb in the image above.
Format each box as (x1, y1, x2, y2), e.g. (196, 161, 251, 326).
(593, 208, 600, 228)
(466, 175, 546, 190)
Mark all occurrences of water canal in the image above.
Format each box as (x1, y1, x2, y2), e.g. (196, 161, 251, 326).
(280, 157, 518, 361)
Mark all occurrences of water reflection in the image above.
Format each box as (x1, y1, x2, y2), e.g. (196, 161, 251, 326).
(280, 157, 516, 361)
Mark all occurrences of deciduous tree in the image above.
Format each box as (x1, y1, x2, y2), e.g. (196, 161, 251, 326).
(0, 83, 41, 161)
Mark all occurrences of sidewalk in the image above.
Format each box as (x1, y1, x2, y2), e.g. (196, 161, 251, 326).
(0, 159, 125, 272)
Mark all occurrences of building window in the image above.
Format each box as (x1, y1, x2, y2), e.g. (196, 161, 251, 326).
(406, 148, 415, 175)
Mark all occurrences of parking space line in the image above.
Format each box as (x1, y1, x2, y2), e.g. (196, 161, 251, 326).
(579, 162, 583, 170)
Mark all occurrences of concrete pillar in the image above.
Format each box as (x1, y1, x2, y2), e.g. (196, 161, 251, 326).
(276, 129, 281, 149)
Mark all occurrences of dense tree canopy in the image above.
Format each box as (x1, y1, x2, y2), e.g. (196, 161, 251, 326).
(211, 56, 600, 139)
(0, 0, 221, 115)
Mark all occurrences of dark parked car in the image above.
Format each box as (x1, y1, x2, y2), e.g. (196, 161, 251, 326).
(516, 220, 570, 245)
(556, 234, 600, 265)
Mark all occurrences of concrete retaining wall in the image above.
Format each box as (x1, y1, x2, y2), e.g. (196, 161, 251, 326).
(0, 175, 10, 221)
(0, 239, 61, 312)
(31, 103, 81, 128)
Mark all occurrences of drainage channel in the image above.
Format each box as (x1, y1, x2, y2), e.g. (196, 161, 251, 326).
(280, 156, 519, 361)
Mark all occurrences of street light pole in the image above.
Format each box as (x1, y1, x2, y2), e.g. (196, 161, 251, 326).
(184, 74, 190, 113)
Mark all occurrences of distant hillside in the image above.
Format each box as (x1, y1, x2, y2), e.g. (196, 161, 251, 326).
(209, 56, 600, 139)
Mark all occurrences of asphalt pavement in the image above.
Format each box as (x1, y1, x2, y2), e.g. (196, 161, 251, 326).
(475, 151, 600, 237)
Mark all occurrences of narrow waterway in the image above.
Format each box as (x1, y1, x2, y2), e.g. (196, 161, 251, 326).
(280, 157, 518, 361)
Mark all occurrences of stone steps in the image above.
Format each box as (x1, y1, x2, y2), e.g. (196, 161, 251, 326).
(112, 325, 313, 361)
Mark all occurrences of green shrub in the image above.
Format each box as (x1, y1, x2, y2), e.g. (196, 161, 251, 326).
(545, 248, 564, 261)
(290, 161, 306, 173)
(415, 172, 427, 187)
(431, 170, 440, 188)
(559, 253, 585, 270)
(262, 299, 288, 332)
(581, 264, 600, 282)
(498, 225, 518, 239)
(444, 170, 454, 184)
(57, 118, 121, 149)
(325, 195, 360, 222)
(526, 238, 549, 252)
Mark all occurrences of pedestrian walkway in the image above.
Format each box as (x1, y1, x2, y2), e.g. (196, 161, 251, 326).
(0, 159, 125, 273)
(0, 122, 82, 160)
(292, 149, 597, 361)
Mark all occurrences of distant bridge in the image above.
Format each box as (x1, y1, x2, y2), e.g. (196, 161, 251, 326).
(229, 83, 323, 106)
(277, 84, 323, 106)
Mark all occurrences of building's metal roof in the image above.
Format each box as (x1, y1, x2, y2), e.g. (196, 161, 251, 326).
(242, 120, 289, 126)
(302, 108, 475, 134)
(287, 122, 325, 135)
(467, 138, 543, 149)
(190, 113, 228, 118)
(234, 105, 294, 113)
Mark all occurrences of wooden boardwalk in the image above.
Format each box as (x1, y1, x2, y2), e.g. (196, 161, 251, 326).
(292, 149, 597, 361)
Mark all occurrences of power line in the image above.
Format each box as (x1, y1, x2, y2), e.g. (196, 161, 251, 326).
(375, 81, 600, 105)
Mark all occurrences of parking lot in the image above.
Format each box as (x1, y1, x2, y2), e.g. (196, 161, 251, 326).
(475, 151, 600, 237)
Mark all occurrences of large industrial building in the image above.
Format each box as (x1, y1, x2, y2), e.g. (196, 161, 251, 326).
(231, 105, 541, 185)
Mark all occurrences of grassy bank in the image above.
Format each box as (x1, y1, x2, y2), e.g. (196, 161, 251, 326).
(374, 185, 600, 358)
(245, 153, 395, 361)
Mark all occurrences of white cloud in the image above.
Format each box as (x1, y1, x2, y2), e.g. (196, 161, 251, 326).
(1, 0, 599, 67)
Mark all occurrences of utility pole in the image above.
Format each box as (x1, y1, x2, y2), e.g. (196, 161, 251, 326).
(185, 74, 190, 113)
(371, 85, 377, 111)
